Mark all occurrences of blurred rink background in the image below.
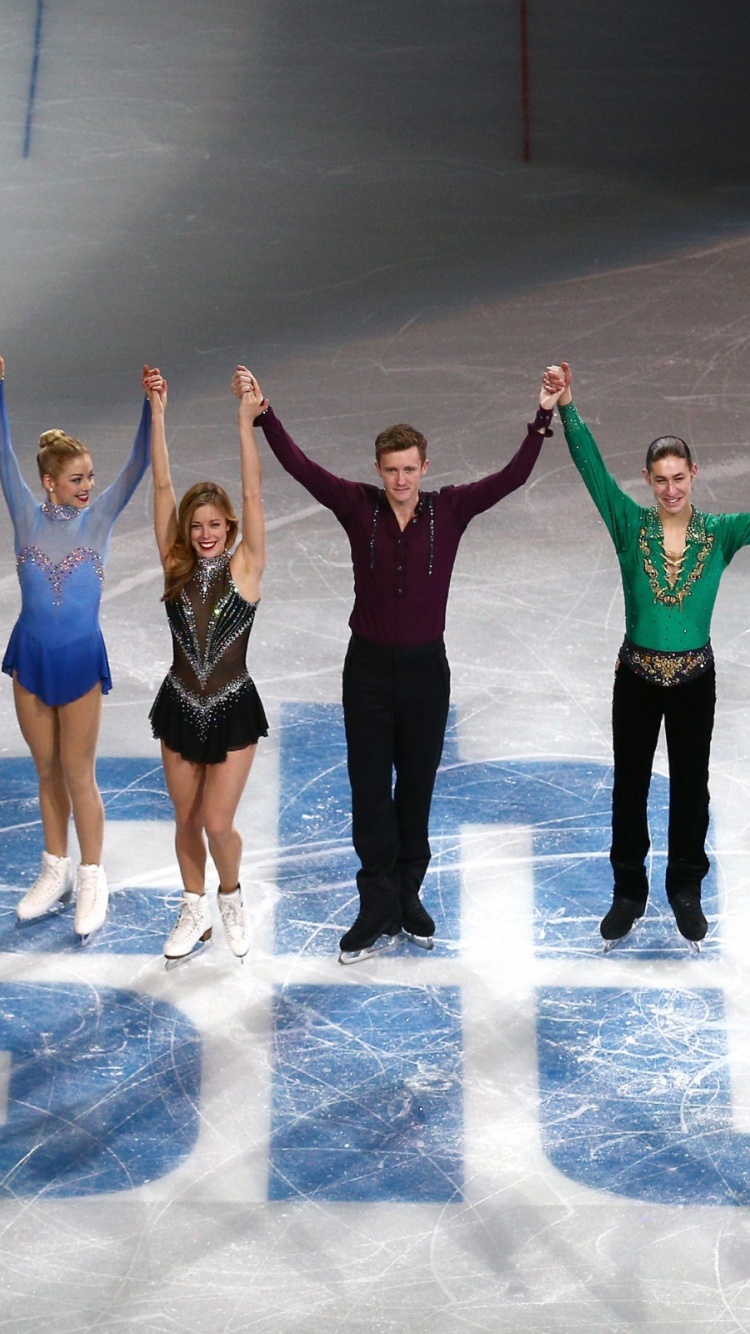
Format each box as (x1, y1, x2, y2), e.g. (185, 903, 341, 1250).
(2, 2, 750, 1330)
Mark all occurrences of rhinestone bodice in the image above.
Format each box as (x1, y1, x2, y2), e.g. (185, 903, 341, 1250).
(165, 555, 259, 697)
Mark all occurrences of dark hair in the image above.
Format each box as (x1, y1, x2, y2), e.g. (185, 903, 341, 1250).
(374, 424, 427, 464)
(163, 481, 238, 601)
(645, 435, 694, 472)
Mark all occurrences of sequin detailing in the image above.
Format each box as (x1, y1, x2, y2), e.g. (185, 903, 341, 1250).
(369, 491, 435, 574)
(195, 552, 228, 601)
(167, 576, 258, 689)
(17, 546, 104, 605)
(162, 671, 255, 740)
(618, 638, 714, 687)
(639, 508, 713, 610)
(40, 501, 79, 522)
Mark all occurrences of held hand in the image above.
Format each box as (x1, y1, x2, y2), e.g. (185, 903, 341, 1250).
(232, 364, 268, 420)
(540, 362, 572, 409)
(142, 365, 167, 412)
(0, 355, 4, 380)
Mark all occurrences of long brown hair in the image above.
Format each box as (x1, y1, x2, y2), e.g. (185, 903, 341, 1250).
(163, 482, 238, 601)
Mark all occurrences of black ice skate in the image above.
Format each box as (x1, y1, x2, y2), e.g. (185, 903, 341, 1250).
(600, 896, 645, 952)
(338, 909, 401, 965)
(669, 891, 707, 954)
(400, 894, 436, 952)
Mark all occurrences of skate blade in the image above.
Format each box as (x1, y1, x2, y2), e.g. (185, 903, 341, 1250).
(338, 934, 398, 966)
(15, 887, 74, 926)
(403, 931, 435, 952)
(602, 918, 642, 953)
(680, 935, 703, 955)
(76, 920, 107, 945)
(164, 938, 212, 971)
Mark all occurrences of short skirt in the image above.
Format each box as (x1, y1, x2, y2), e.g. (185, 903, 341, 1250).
(149, 671, 268, 765)
(2, 620, 112, 706)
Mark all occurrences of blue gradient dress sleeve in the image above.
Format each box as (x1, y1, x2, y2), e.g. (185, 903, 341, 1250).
(0, 379, 38, 549)
(87, 396, 152, 554)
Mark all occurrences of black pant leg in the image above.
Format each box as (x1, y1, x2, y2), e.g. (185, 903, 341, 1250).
(610, 662, 664, 901)
(393, 644, 451, 901)
(342, 638, 401, 920)
(663, 667, 716, 897)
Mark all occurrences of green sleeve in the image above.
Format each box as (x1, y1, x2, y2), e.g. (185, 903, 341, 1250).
(559, 402, 641, 554)
(715, 510, 750, 563)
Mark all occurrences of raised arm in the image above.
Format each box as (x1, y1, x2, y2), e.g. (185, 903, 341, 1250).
(445, 376, 561, 526)
(0, 356, 38, 539)
(143, 366, 175, 565)
(92, 375, 153, 532)
(230, 365, 266, 603)
(247, 382, 361, 518)
(545, 362, 641, 553)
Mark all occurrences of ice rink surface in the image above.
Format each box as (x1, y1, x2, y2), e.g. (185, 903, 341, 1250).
(3, 2, 750, 1329)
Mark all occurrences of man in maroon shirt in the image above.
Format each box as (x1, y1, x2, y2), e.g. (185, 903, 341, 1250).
(233, 366, 554, 962)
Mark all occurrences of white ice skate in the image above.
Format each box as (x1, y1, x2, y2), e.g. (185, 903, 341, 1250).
(218, 885, 249, 960)
(164, 892, 212, 969)
(74, 863, 109, 941)
(16, 852, 74, 922)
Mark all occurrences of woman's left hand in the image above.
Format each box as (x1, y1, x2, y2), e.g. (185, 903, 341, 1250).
(540, 364, 568, 409)
(232, 365, 268, 419)
(142, 365, 167, 412)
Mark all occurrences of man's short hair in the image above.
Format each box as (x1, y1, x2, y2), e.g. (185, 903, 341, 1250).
(374, 424, 428, 464)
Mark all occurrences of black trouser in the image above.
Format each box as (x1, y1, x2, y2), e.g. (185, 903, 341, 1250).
(610, 660, 716, 903)
(342, 634, 451, 922)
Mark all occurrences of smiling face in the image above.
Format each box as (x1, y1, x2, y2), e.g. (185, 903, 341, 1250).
(375, 446, 428, 513)
(189, 502, 230, 559)
(45, 453, 95, 509)
(643, 453, 698, 522)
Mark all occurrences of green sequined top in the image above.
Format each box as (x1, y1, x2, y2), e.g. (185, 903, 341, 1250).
(560, 401, 750, 652)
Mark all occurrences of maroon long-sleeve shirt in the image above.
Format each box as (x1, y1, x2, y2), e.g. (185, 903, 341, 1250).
(259, 407, 545, 647)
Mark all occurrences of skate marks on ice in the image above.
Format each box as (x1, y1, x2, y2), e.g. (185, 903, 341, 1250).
(0, 710, 749, 1212)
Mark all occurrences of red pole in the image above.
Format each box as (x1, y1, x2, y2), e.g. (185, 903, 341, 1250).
(520, 0, 531, 163)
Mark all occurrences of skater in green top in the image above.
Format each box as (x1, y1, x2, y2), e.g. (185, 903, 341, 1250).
(544, 362, 750, 948)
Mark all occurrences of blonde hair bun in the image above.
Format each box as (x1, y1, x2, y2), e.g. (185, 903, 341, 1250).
(39, 428, 69, 448)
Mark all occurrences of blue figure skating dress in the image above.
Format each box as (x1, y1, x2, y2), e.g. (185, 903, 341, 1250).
(0, 380, 151, 706)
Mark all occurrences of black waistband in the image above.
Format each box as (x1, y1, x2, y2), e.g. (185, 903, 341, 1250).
(348, 632, 446, 659)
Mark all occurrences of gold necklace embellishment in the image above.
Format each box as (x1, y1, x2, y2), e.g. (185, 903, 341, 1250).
(661, 542, 686, 588)
(639, 509, 713, 610)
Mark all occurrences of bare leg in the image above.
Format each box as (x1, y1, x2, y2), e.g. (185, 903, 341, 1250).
(13, 677, 71, 856)
(57, 685, 104, 865)
(161, 744, 208, 894)
(202, 745, 257, 891)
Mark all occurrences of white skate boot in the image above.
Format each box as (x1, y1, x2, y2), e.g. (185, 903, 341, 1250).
(74, 863, 109, 940)
(16, 852, 74, 922)
(218, 885, 249, 960)
(164, 892, 212, 968)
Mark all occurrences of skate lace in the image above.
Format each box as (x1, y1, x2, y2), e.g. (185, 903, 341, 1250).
(219, 896, 243, 935)
(178, 897, 204, 929)
(77, 870, 103, 904)
(29, 868, 62, 899)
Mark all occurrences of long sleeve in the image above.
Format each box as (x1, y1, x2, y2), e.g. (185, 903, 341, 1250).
(259, 407, 363, 518)
(0, 380, 38, 543)
(559, 401, 641, 553)
(443, 420, 546, 529)
(93, 395, 152, 525)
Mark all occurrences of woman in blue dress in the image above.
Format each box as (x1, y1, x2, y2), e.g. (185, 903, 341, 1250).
(0, 355, 152, 938)
(145, 366, 267, 966)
